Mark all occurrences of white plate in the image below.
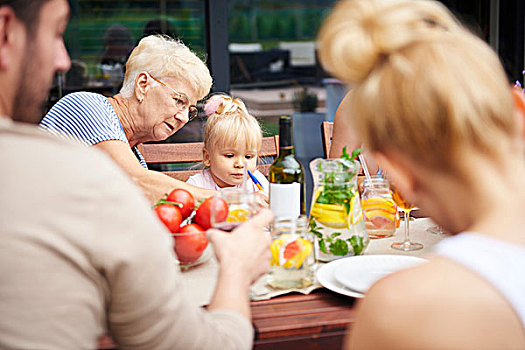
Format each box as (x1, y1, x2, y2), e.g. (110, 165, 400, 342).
(333, 255, 426, 293)
(316, 259, 365, 298)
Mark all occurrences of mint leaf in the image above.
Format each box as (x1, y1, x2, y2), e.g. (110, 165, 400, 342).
(341, 146, 350, 161)
(330, 232, 341, 239)
(349, 235, 364, 255)
(343, 202, 351, 215)
(341, 146, 362, 161)
(319, 239, 328, 254)
(329, 238, 349, 256)
(350, 147, 363, 161)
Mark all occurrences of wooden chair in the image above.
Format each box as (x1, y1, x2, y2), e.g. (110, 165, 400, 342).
(137, 135, 279, 181)
(321, 121, 334, 158)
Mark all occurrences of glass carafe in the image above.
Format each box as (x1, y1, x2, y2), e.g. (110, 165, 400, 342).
(309, 158, 369, 262)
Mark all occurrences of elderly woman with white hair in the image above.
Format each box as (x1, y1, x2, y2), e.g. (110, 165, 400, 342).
(41, 35, 214, 203)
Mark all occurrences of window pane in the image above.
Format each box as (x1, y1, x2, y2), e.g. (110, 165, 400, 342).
(228, 1, 337, 135)
(61, 0, 206, 95)
(227, 0, 497, 208)
(49, 1, 207, 144)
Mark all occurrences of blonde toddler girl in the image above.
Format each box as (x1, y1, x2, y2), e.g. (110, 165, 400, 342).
(187, 94, 269, 195)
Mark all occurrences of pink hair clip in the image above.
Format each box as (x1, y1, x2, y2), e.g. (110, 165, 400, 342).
(204, 96, 223, 117)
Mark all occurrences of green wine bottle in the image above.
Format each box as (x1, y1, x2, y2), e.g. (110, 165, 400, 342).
(269, 116, 306, 217)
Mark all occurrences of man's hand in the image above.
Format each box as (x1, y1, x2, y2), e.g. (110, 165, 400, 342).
(208, 209, 273, 285)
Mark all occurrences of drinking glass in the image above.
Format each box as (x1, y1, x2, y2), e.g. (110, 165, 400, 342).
(210, 188, 258, 232)
(361, 175, 397, 239)
(267, 215, 315, 289)
(390, 186, 423, 251)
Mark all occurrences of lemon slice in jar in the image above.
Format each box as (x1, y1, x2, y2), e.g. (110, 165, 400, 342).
(361, 197, 397, 212)
(270, 236, 313, 268)
(310, 202, 348, 228)
(270, 238, 285, 266)
(283, 238, 313, 268)
(361, 197, 397, 227)
(226, 208, 251, 222)
(349, 194, 364, 225)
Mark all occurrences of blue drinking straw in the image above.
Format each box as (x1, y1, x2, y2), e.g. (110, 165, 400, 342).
(247, 170, 264, 191)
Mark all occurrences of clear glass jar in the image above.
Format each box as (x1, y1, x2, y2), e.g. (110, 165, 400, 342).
(267, 216, 315, 289)
(308, 158, 369, 262)
(361, 175, 397, 238)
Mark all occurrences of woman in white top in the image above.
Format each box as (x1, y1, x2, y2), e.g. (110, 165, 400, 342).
(318, 0, 525, 349)
(187, 94, 269, 202)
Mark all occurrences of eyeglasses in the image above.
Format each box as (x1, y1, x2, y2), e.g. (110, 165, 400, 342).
(148, 74, 199, 121)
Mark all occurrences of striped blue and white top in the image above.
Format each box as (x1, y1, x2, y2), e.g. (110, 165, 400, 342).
(40, 92, 147, 168)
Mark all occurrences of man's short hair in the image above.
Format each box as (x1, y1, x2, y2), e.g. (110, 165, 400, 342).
(0, 0, 50, 33)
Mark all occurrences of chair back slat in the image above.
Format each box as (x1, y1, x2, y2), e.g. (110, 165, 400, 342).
(138, 142, 203, 164)
(260, 136, 279, 158)
(321, 121, 334, 158)
(138, 135, 279, 182)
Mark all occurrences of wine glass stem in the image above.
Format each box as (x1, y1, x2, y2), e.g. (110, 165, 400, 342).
(403, 209, 411, 244)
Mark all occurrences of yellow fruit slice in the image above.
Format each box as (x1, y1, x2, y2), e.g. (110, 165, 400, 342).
(226, 208, 251, 222)
(361, 197, 397, 213)
(270, 238, 284, 266)
(350, 194, 363, 225)
(281, 238, 313, 268)
(361, 197, 397, 227)
(310, 202, 348, 228)
(364, 208, 396, 222)
(290, 238, 313, 268)
(270, 236, 313, 268)
(310, 188, 365, 227)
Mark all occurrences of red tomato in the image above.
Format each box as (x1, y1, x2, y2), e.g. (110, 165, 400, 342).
(174, 224, 208, 263)
(195, 196, 228, 230)
(283, 240, 300, 260)
(154, 204, 183, 233)
(167, 189, 195, 219)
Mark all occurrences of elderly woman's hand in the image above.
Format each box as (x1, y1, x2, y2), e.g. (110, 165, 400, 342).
(192, 187, 217, 203)
(208, 209, 273, 284)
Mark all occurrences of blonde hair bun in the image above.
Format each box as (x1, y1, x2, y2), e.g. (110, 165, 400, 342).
(318, 0, 461, 85)
(203, 94, 263, 153)
(317, 0, 516, 174)
(204, 94, 249, 117)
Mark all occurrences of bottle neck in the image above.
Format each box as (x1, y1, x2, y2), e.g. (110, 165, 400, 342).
(279, 145, 295, 157)
(279, 118, 294, 154)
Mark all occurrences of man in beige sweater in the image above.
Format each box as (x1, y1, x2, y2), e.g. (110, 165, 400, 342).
(0, 1, 272, 349)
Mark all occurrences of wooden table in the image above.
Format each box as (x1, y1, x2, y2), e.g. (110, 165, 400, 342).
(98, 289, 356, 350)
(99, 218, 444, 349)
(251, 290, 356, 349)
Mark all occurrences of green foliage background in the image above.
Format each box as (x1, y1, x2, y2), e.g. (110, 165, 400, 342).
(64, 0, 334, 78)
